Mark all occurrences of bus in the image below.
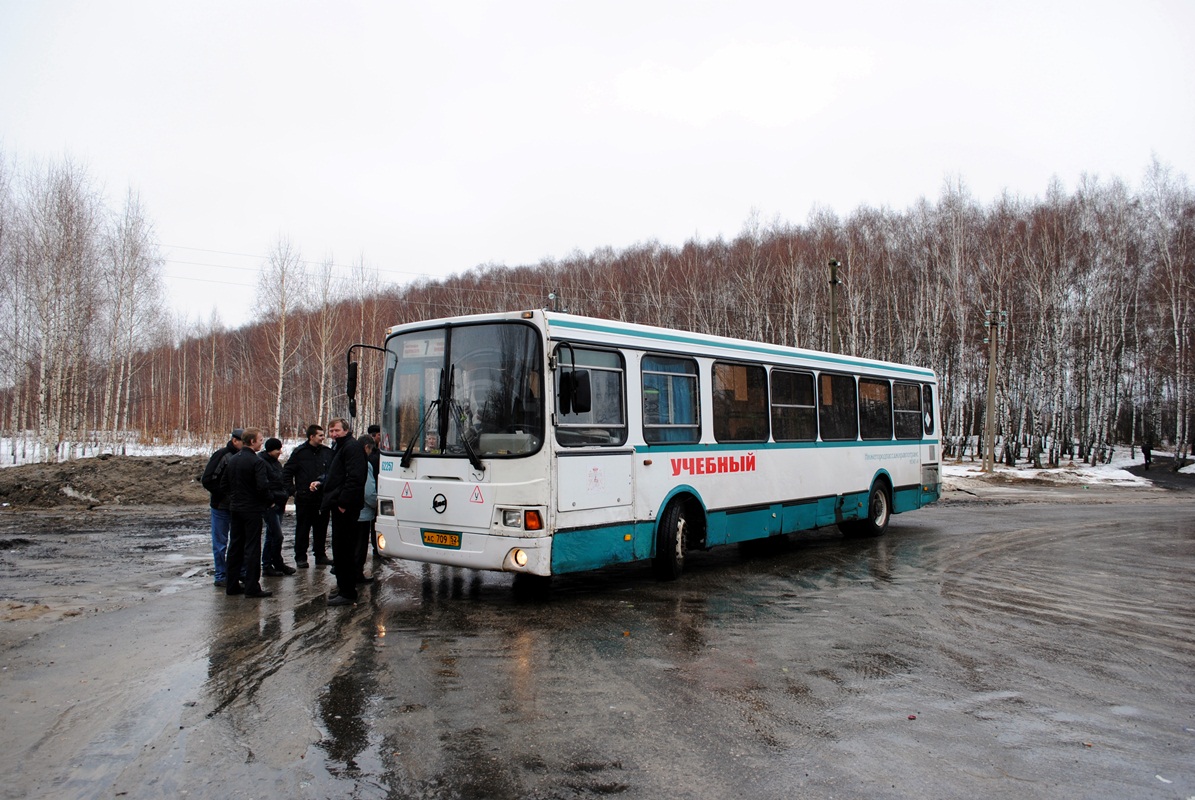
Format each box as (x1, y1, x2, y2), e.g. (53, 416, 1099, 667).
(350, 310, 941, 581)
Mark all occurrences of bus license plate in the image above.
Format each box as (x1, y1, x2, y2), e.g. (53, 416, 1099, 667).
(422, 530, 461, 549)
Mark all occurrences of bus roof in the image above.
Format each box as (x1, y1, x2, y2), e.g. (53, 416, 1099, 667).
(387, 309, 937, 381)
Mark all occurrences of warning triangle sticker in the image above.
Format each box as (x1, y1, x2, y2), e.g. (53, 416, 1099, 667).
(401, 482, 413, 499)
(469, 486, 484, 504)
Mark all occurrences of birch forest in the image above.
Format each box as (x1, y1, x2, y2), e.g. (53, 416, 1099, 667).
(1, 153, 1192, 466)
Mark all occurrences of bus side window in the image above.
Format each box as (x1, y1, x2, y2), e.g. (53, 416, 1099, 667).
(859, 378, 892, 440)
(642, 355, 700, 444)
(713, 362, 768, 443)
(555, 346, 627, 447)
(818, 373, 858, 441)
(771, 369, 816, 441)
(894, 382, 922, 439)
(922, 384, 936, 435)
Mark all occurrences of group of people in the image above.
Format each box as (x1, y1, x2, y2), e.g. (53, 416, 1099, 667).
(200, 418, 381, 607)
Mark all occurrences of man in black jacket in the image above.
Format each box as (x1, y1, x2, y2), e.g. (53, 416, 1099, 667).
(317, 418, 367, 606)
(260, 437, 296, 576)
(283, 424, 332, 568)
(200, 428, 243, 587)
(221, 427, 272, 598)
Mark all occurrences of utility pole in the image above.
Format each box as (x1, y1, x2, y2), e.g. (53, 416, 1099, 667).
(982, 310, 1007, 472)
(828, 259, 841, 353)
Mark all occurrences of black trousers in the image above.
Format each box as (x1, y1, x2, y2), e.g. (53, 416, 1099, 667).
(227, 509, 264, 592)
(355, 520, 372, 582)
(294, 503, 330, 561)
(330, 507, 360, 601)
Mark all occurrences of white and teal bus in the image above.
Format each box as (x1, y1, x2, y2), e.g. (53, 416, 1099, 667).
(354, 310, 941, 580)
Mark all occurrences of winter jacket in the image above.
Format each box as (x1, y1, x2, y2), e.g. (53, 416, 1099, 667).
(201, 440, 238, 510)
(320, 435, 367, 514)
(221, 447, 270, 514)
(259, 450, 288, 511)
(358, 462, 377, 523)
(282, 440, 331, 507)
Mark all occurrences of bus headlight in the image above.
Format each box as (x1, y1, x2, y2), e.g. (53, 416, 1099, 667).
(502, 509, 523, 528)
(376, 533, 387, 550)
(379, 499, 394, 516)
(512, 548, 528, 567)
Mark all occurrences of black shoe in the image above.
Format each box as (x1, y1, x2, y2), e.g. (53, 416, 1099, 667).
(296, 560, 309, 568)
(330, 566, 336, 575)
(327, 595, 354, 606)
(315, 556, 333, 566)
(225, 584, 244, 596)
(279, 564, 297, 575)
(262, 567, 284, 577)
(214, 579, 227, 588)
(244, 587, 273, 598)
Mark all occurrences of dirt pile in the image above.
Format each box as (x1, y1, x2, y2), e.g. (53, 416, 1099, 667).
(0, 454, 211, 508)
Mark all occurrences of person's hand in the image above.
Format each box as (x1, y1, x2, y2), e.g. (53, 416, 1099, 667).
(309, 480, 320, 492)
(338, 506, 346, 514)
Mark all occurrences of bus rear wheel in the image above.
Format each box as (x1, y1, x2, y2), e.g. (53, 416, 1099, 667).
(840, 482, 891, 538)
(652, 501, 688, 581)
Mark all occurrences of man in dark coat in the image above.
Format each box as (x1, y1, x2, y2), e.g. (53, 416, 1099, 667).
(260, 437, 296, 576)
(200, 428, 243, 587)
(318, 418, 368, 606)
(221, 427, 272, 598)
(283, 424, 332, 567)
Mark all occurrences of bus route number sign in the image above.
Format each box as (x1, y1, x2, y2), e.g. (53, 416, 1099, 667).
(421, 530, 461, 549)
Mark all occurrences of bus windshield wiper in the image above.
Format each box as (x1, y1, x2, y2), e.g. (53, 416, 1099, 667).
(449, 395, 485, 473)
(446, 365, 485, 473)
(400, 369, 443, 469)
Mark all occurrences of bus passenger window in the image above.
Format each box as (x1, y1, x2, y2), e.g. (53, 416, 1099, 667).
(818, 373, 858, 441)
(922, 384, 936, 435)
(859, 378, 893, 440)
(771, 370, 816, 441)
(713, 362, 768, 442)
(894, 382, 922, 439)
(555, 346, 627, 446)
(642, 355, 699, 444)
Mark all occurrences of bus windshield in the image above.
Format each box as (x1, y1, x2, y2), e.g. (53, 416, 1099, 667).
(383, 322, 544, 459)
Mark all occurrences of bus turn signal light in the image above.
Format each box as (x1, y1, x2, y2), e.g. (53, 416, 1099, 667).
(524, 510, 543, 531)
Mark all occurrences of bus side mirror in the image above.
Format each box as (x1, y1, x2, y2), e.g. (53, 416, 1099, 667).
(346, 361, 358, 418)
(560, 370, 591, 415)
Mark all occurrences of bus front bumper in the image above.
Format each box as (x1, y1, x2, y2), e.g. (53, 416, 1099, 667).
(376, 520, 553, 576)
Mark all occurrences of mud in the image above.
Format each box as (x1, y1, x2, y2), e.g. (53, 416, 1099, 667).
(0, 454, 210, 508)
(0, 461, 1192, 799)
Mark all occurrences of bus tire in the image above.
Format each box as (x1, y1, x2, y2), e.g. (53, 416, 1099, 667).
(840, 482, 891, 538)
(652, 501, 688, 581)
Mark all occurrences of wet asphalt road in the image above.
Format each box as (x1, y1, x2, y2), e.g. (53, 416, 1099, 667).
(1, 481, 1193, 800)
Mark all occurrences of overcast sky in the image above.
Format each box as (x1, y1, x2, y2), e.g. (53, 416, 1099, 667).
(2, 0, 1192, 328)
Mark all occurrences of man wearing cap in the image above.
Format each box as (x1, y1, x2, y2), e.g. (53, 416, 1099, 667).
(259, 437, 296, 576)
(200, 428, 244, 587)
(221, 427, 272, 598)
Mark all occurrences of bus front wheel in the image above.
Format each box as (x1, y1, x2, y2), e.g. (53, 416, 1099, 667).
(652, 501, 688, 581)
(840, 483, 891, 538)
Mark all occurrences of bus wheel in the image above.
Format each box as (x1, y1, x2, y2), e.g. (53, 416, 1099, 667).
(841, 483, 891, 538)
(652, 501, 688, 581)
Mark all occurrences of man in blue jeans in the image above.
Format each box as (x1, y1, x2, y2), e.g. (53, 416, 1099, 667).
(201, 428, 243, 587)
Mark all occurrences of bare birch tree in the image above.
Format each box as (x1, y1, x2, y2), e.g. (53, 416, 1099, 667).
(258, 236, 306, 435)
